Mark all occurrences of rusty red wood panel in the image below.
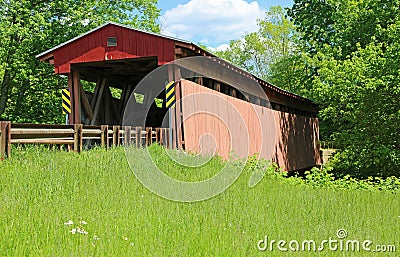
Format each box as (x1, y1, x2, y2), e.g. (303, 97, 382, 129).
(157, 37, 165, 62)
(127, 28, 137, 57)
(163, 40, 175, 64)
(122, 27, 131, 54)
(180, 80, 320, 171)
(136, 31, 145, 57)
(52, 24, 176, 74)
(273, 112, 320, 170)
(142, 33, 153, 56)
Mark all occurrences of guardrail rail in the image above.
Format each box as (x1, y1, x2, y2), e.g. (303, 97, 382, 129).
(0, 121, 170, 160)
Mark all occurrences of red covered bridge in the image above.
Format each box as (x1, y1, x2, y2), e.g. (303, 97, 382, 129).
(37, 22, 321, 171)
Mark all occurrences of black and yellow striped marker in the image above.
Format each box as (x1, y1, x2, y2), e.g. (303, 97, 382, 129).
(165, 81, 175, 108)
(62, 89, 71, 114)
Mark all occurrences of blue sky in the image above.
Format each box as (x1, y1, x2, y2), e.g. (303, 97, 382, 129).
(158, 0, 294, 49)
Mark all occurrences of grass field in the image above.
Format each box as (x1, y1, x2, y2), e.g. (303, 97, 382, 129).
(0, 146, 399, 256)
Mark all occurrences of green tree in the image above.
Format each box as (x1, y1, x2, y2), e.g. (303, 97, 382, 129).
(0, 0, 160, 123)
(288, 0, 400, 177)
(214, 6, 298, 85)
(216, 32, 268, 78)
(288, 0, 400, 59)
(212, 6, 312, 95)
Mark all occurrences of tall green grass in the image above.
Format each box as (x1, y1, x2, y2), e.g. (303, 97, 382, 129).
(0, 146, 398, 256)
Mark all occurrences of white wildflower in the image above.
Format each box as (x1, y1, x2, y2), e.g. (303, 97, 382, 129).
(80, 220, 88, 225)
(81, 18, 90, 26)
(94, 235, 100, 240)
(64, 220, 74, 226)
(70, 228, 77, 234)
(77, 228, 88, 235)
(130, 242, 135, 246)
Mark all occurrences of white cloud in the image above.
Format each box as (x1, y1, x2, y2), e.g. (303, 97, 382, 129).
(209, 43, 230, 52)
(161, 0, 265, 47)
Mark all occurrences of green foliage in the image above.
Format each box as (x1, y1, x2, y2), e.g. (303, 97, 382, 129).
(241, 155, 400, 192)
(0, 146, 398, 256)
(243, 154, 288, 180)
(287, 0, 400, 177)
(302, 166, 400, 192)
(288, 0, 400, 59)
(212, 5, 313, 96)
(213, 6, 297, 84)
(0, 0, 160, 123)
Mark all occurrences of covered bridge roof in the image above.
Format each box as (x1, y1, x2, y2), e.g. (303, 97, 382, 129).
(37, 22, 318, 113)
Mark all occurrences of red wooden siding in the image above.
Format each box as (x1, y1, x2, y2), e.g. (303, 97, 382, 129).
(53, 24, 176, 74)
(180, 80, 320, 171)
(273, 112, 320, 170)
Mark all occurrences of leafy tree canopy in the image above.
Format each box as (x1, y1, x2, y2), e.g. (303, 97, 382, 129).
(0, 0, 160, 123)
(288, 0, 400, 177)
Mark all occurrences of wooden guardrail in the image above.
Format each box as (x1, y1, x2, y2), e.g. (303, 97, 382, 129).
(319, 141, 337, 165)
(319, 141, 336, 150)
(0, 121, 11, 160)
(0, 121, 170, 160)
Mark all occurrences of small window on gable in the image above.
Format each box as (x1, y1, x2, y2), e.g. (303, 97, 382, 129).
(107, 37, 117, 47)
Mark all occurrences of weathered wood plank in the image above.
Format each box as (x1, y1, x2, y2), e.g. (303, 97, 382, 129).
(101, 125, 109, 149)
(90, 78, 107, 125)
(80, 86, 94, 123)
(90, 78, 102, 111)
(11, 139, 74, 144)
(73, 124, 83, 153)
(0, 121, 11, 160)
(146, 127, 152, 146)
(112, 125, 120, 147)
(11, 129, 74, 135)
(135, 127, 142, 147)
(72, 71, 82, 124)
(124, 126, 131, 146)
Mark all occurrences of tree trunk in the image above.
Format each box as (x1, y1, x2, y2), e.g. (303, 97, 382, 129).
(0, 69, 12, 115)
(0, 16, 17, 116)
(14, 78, 29, 117)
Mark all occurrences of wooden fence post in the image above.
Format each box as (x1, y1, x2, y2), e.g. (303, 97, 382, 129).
(124, 126, 131, 147)
(0, 121, 11, 160)
(156, 128, 162, 145)
(160, 128, 165, 147)
(112, 125, 120, 147)
(135, 127, 142, 147)
(73, 124, 83, 153)
(101, 125, 109, 149)
(146, 127, 152, 146)
(165, 128, 170, 148)
(161, 128, 165, 146)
